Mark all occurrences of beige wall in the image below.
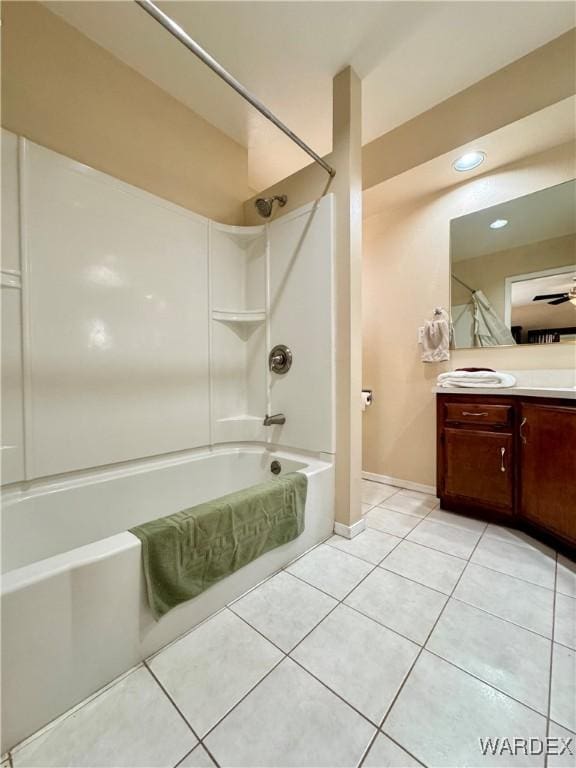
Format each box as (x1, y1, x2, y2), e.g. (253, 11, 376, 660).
(363, 142, 576, 488)
(1, 1, 252, 224)
(362, 29, 576, 190)
(452, 233, 576, 328)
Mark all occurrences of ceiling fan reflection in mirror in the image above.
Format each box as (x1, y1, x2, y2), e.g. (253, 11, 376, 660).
(532, 279, 576, 306)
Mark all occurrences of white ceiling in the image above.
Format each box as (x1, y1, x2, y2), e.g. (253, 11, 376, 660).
(45, 1, 575, 190)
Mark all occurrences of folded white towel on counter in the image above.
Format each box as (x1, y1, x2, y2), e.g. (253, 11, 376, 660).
(437, 371, 517, 388)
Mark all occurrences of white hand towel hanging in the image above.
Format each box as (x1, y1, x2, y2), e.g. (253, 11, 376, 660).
(421, 308, 450, 363)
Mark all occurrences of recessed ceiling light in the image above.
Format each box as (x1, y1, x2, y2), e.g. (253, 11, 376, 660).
(490, 219, 509, 229)
(453, 151, 486, 172)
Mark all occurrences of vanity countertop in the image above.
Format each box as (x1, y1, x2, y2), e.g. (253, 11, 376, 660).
(435, 385, 576, 400)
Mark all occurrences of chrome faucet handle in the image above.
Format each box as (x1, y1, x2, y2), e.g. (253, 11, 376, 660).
(269, 345, 292, 374)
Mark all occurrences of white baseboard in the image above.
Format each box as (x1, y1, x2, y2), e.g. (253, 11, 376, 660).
(333, 518, 366, 539)
(362, 470, 437, 497)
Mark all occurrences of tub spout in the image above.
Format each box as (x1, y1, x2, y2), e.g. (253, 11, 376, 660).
(263, 413, 286, 426)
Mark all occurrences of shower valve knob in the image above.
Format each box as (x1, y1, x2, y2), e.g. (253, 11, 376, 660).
(269, 344, 292, 374)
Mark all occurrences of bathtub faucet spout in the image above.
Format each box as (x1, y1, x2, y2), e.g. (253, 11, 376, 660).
(263, 413, 286, 426)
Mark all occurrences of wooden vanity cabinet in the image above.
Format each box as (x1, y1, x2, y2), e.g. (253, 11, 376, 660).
(443, 428, 514, 513)
(437, 393, 576, 552)
(519, 402, 576, 546)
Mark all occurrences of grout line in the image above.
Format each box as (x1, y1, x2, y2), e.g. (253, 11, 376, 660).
(173, 745, 200, 768)
(173, 746, 194, 768)
(143, 661, 202, 741)
(380, 733, 428, 767)
(549, 717, 576, 735)
(364, 522, 419, 540)
(148, 535, 335, 664)
(449, 594, 554, 644)
(371, 502, 434, 523)
(364, 489, 403, 505)
(369, 522, 478, 563)
(397, 538, 474, 562)
(376, 521, 487, 762)
(227, 598, 384, 746)
(286, 567, 359, 602)
(289, 560, 383, 650)
(384, 534, 473, 562)
(324, 534, 404, 567)
(356, 729, 381, 768)
(8, 663, 144, 756)
(545, 552, 559, 768)
(465, 552, 557, 592)
(229, 607, 291, 656)
(551, 637, 576, 652)
(423, 648, 550, 721)
(202, 532, 411, 756)
(225, 566, 287, 608)
(339, 601, 425, 649)
(289, 655, 380, 728)
(282, 531, 464, 650)
(199, 656, 286, 743)
(144, 605, 230, 664)
(477, 522, 558, 552)
(358, 731, 427, 768)
(481, 525, 558, 555)
(279, 534, 334, 571)
(376, 493, 439, 510)
(173, 741, 221, 768)
(377, 563, 462, 599)
(200, 743, 221, 768)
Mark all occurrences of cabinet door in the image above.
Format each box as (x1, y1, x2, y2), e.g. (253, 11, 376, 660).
(443, 428, 514, 512)
(520, 403, 576, 544)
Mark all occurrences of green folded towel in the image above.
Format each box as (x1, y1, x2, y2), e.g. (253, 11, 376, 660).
(130, 471, 307, 620)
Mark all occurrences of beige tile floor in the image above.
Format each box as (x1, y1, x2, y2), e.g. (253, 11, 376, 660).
(7, 480, 576, 768)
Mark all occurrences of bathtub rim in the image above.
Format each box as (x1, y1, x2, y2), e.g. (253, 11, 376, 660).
(1, 444, 333, 592)
(1, 441, 333, 501)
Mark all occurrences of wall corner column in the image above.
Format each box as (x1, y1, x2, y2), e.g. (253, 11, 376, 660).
(332, 66, 363, 528)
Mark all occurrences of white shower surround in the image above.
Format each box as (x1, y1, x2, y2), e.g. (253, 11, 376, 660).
(0, 134, 335, 751)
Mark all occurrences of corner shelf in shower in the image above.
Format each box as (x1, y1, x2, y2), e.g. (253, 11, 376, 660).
(212, 309, 266, 324)
(214, 224, 266, 249)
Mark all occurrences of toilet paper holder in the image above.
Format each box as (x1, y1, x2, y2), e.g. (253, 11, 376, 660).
(362, 389, 373, 410)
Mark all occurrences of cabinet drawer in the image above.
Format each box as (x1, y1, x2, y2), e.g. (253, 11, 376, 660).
(444, 403, 511, 427)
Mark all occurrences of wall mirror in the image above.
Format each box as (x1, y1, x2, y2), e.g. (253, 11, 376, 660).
(450, 179, 576, 348)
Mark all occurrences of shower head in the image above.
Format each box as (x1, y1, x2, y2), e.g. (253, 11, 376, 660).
(254, 195, 287, 218)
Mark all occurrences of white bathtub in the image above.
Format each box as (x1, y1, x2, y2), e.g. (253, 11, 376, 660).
(0, 445, 334, 752)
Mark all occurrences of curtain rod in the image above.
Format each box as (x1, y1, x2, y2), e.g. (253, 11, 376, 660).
(451, 273, 476, 294)
(135, 0, 336, 178)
